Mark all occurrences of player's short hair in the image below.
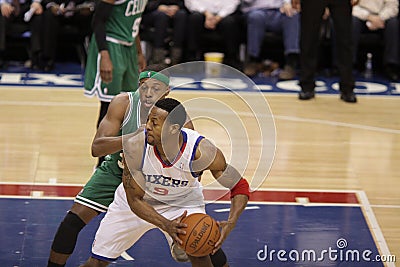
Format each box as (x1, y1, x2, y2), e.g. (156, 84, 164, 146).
(155, 98, 187, 128)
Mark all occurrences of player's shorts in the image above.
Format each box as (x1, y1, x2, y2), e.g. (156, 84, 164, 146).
(74, 164, 122, 213)
(91, 184, 206, 261)
(84, 38, 139, 102)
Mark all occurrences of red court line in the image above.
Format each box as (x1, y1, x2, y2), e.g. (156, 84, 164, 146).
(0, 184, 359, 204)
(0, 184, 82, 197)
(204, 190, 359, 203)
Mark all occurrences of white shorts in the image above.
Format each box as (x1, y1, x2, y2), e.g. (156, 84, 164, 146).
(91, 184, 206, 261)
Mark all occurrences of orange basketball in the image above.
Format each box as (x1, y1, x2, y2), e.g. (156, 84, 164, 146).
(178, 213, 221, 257)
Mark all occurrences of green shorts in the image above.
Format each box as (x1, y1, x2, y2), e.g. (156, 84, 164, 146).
(75, 163, 122, 213)
(84, 37, 139, 102)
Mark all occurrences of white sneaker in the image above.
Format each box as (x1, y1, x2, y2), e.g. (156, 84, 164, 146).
(171, 243, 189, 262)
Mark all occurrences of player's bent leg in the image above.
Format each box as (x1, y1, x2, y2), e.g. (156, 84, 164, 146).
(70, 202, 101, 224)
(188, 255, 213, 267)
(48, 203, 99, 266)
(170, 242, 190, 262)
(79, 257, 110, 267)
(171, 245, 228, 267)
(210, 248, 228, 267)
(48, 211, 86, 266)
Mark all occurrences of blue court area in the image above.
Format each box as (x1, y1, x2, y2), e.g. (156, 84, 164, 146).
(0, 62, 399, 96)
(0, 198, 384, 267)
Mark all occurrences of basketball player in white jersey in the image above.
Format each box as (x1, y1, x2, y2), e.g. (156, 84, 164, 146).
(80, 98, 250, 267)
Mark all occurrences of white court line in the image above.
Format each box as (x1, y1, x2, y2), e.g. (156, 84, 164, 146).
(371, 204, 400, 209)
(120, 251, 134, 261)
(357, 190, 395, 267)
(275, 115, 400, 135)
(0, 100, 97, 107)
(187, 107, 400, 135)
(0, 195, 75, 200)
(214, 206, 260, 213)
(206, 200, 362, 207)
(0, 183, 367, 193)
(204, 186, 371, 193)
(1, 94, 399, 134)
(0, 188, 396, 265)
(2, 184, 399, 208)
(0, 181, 85, 186)
(0, 196, 364, 207)
(295, 197, 310, 204)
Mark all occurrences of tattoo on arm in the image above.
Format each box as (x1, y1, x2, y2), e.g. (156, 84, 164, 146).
(122, 167, 136, 190)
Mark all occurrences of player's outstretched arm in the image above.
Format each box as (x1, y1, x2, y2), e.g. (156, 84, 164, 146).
(91, 93, 144, 157)
(91, 93, 128, 156)
(122, 133, 188, 245)
(135, 35, 147, 72)
(194, 139, 250, 254)
(92, 0, 115, 83)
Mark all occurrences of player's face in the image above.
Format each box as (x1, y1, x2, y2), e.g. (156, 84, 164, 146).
(139, 78, 170, 110)
(145, 107, 169, 146)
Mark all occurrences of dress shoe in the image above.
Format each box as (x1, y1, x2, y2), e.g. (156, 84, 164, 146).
(0, 58, 6, 69)
(340, 92, 357, 103)
(43, 60, 54, 72)
(384, 65, 399, 81)
(298, 91, 315, 100)
(278, 65, 296, 80)
(243, 61, 262, 77)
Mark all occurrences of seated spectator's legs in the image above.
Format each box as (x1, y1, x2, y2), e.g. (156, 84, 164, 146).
(0, 11, 6, 67)
(246, 9, 267, 61)
(186, 11, 204, 61)
(281, 13, 300, 53)
(299, 0, 326, 93)
(30, 14, 43, 70)
(151, 10, 169, 64)
(271, 10, 300, 79)
(42, 9, 61, 71)
(217, 14, 240, 67)
(383, 17, 400, 66)
(351, 16, 365, 66)
(243, 9, 267, 76)
(152, 11, 169, 48)
(170, 9, 187, 65)
(42, 7, 92, 71)
(383, 16, 399, 80)
(329, 0, 354, 94)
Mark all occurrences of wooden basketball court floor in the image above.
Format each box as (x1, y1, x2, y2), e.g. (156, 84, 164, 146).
(0, 84, 399, 266)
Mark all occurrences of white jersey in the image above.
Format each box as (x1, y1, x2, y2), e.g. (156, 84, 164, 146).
(141, 128, 205, 208)
(91, 128, 207, 259)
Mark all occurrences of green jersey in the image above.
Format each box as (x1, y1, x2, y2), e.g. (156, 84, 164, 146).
(104, 90, 141, 176)
(84, 0, 147, 101)
(106, 0, 147, 44)
(75, 91, 142, 212)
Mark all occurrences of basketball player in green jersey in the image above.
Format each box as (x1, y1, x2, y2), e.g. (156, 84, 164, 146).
(47, 71, 170, 267)
(84, 0, 148, 166)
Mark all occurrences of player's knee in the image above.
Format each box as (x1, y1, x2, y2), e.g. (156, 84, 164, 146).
(210, 248, 228, 267)
(51, 211, 86, 254)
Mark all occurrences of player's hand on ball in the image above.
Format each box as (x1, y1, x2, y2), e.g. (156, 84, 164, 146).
(212, 220, 236, 254)
(167, 210, 188, 245)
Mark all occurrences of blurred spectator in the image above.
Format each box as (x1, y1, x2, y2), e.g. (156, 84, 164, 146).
(40, 0, 94, 71)
(185, 0, 241, 68)
(83, 0, 146, 168)
(0, 0, 42, 69)
(293, 0, 358, 103)
(352, 0, 399, 81)
(241, 0, 300, 80)
(142, 0, 187, 70)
